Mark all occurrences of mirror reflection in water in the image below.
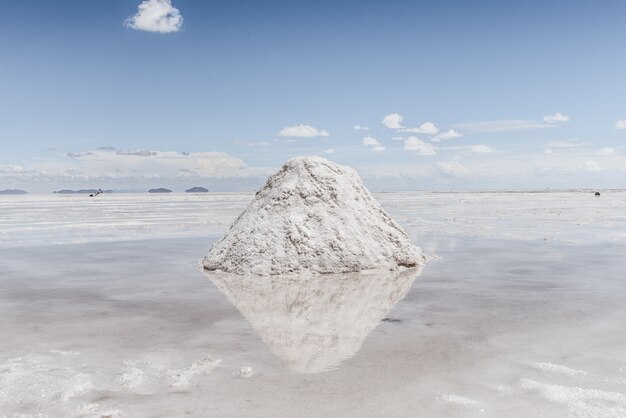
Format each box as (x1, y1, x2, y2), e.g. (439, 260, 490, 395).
(204, 267, 423, 373)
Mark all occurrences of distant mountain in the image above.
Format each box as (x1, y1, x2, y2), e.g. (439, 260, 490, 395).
(148, 188, 172, 193)
(185, 186, 208, 193)
(53, 189, 112, 194)
(0, 189, 27, 195)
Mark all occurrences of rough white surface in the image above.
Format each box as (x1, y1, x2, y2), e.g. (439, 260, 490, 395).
(3, 190, 626, 247)
(202, 156, 424, 275)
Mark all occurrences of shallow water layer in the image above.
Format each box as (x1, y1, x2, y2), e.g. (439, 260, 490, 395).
(1, 192, 625, 417)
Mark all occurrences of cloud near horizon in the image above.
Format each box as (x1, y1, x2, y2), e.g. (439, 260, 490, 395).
(435, 129, 463, 141)
(125, 0, 183, 33)
(436, 161, 470, 177)
(454, 119, 556, 134)
(1, 149, 269, 185)
(470, 144, 493, 153)
(362, 136, 385, 151)
(403, 137, 436, 155)
(543, 112, 570, 123)
(399, 122, 439, 135)
(277, 124, 329, 138)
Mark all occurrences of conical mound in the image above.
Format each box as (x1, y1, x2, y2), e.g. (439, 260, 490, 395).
(202, 156, 424, 275)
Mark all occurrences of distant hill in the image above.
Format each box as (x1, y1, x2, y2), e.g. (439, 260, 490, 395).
(53, 189, 112, 194)
(148, 188, 172, 193)
(185, 187, 209, 193)
(0, 189, 27, 195)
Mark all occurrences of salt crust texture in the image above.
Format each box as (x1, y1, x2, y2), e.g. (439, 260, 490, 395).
(202, 156, 424, 275)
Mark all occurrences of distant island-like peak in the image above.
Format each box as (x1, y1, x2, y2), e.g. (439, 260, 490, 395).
(0, 189, 28, 195)
(148, 188, 172, 193)
(185, 187, 208, 193)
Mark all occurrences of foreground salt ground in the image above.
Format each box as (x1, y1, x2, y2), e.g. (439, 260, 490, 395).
(1, 191, 625, 417)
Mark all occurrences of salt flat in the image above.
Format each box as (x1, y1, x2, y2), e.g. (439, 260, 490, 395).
(1, 191, 625, 417)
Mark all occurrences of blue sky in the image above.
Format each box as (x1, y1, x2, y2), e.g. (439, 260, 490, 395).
(1, 0, 625, 192)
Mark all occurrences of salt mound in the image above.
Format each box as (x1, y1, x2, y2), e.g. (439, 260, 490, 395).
(202, 156, 424, 275)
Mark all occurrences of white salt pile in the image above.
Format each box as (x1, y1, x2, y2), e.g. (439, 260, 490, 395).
(202, 156, 424, 275)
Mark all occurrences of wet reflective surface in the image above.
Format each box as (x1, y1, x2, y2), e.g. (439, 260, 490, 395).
(1, 192, 626, 417)
(204, 268, 422, 373)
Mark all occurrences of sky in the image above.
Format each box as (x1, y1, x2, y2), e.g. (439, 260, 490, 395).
(1, 0, 625, 192)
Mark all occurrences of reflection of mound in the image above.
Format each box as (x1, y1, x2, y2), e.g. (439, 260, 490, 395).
(205, 268, 422, 373)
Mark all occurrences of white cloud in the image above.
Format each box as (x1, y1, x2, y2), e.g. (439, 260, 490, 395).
(361, 136, 385, 152)
(436, 161, 470, 177)
(454, 120, 556, 134)
(116, 149, 157, 156)
(597, 147, 615, 155)
(124, 0, 183, 33)
(436, 129, 463, 141)
(470, 144, 493, 153)
(615, 120, 626, 130)
(585, 160, 602, 171)
(67, 152, 95, 158)
(543, 112, 570, 123)
(24, 148, 258, 180)
(277, 124, 329, 138)
(362, 136, 381, 146)
(547, 139, 590, 148)
(403, 137, 436, 155)
(382, 113, 404, 129)
(324, 148, 335, 154)
(353, 125, 370, 131)
(544, 148, 553, 154)
(399, 121, 439, 135)
(0, 164, 27, 174)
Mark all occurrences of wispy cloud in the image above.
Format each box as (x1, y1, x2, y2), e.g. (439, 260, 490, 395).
(124, 0, 183, 33)
(543, 112, 570, 123)
(353, 125, 370, 131)
(324, 148, 335, 154)
(615, 120, 626, 130)
(381, 113, 404, 129)
(362, 136, 385, 151)
(403, 137, 436, 155)
(435, 129, 463, 141)
(399, 122, 439, 135)
(277, 124, 329, 138)
(116, 149, 157, 156)
(598, 147, 616, 156)
(436, 161, 470, 177)
(547, 139, 590, 148)
(362, 136, 381, 146)
(470, 144, 493, 153)
(454, 120, 556, 134)
(585, 160, 602, 171)
(18, 148, 261, 181)
(67, 152, 95, 158)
